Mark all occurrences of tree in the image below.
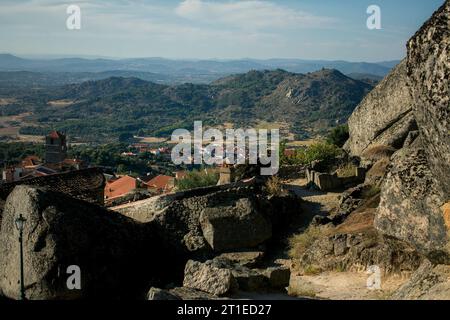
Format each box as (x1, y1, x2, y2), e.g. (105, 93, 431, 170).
(326, 125, 349, 147)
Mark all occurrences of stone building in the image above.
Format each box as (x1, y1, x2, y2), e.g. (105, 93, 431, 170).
(45, 130, 67, 164)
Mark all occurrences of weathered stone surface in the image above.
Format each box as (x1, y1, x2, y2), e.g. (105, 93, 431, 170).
(147, 287, 180, 300)
(183, 260, 237, 296)
(214, 251, 265, 268)
(443, 203, 450, 230)
(346, 1, 450, 264)
(344, 59, 414, 156)
(262, 266, 291, 289)
(375, 143, 449, 262)
(200, 198, 272, 252)
(300, 226, 422, 274)
(169, 287, 224, 300)
(147, 286, 225, 300)
(407, 0, 450, 197)
(365, 158, 390, 186)
(392, 259, 450, 300)
(229, 266, 267, 292)
(0, 186, 168, 300)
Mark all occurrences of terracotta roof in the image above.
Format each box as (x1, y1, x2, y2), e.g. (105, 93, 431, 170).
(63, 158, 83, 164)
(48, 130, 65, 139)
(144, 175, 174, 191)
(0, 168, 105, 205)
(104, 175, 137, 200)
(284, 149, 296, 157)
(175, 171, 187, 180)
(21, 155, 41, 167)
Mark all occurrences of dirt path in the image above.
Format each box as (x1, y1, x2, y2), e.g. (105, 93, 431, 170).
(285, 178, 341, 228)
(289, 271, 406, 300)
(282, 179, 408, 300)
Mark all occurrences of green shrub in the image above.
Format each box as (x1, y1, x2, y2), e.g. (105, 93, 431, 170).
(176, 169, 219, 191)
(292, 142, 342, 166)
(326, 125, 349, 147)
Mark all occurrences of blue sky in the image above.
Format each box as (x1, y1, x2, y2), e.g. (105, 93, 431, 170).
(0, 0, 445, 61)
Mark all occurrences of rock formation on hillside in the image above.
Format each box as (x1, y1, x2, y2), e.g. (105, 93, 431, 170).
(345, 0, 450, 262)
(344, 60, 415, 156)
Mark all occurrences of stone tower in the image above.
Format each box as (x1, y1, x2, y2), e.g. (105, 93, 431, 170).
(45, 131, 67, 164)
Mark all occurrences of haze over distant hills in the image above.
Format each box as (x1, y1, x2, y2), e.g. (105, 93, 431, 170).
(0, 54, 399, 85)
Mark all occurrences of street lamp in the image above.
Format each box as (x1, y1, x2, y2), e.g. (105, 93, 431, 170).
(15, 214, 26, 300)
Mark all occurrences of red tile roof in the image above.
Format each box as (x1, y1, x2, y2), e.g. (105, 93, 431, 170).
(175, 171, 187, 180)
(48, 130, 65, 139)
(104, 175, 137, 200)
(144, 175, 174, 192)
(21, 155, 41, 167)
(284, 149, 296, 157)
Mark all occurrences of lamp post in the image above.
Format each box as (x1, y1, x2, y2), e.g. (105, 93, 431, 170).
(15, 214, 26, 300)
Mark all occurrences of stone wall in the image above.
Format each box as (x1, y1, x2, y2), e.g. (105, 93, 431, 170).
(278, 165, 306, 180)
(112, 180, 255, 222)
(306, 167, 365, 191)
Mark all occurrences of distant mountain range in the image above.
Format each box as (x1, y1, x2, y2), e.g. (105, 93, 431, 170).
(0, 54, 398, 85)
(2, 69, 373, 142)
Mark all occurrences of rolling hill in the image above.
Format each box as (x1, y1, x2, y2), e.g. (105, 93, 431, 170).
(1, 69, 374, 142)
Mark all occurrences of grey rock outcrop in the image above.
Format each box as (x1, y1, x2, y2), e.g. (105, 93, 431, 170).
(344, 59, 415, 156)
(147, 287, 181, 300)
(0, 185, 167, 300)
(375, 142, 448, 261)
(183, 260, 237, 296)
(407, 1, 450, 197)
(200, 198, 272, 252)
(374, 0, 450, 262)
(345, 0, 450, 263)
(392, 259, 450, 300)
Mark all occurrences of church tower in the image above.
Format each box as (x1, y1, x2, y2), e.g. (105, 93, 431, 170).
(45, 131, 67, 163)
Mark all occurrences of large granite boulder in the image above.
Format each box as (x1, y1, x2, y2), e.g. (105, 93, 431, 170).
(183, 260, 237, 296)
(375, 142, 449, 262)
(407, 0, 450, 197)
(392, 259, 450, 300)
(200, 198, 272, 252)
(0, 186, 168, 300)
(344, 59, 415, 156)
(374, 1, 450, 262)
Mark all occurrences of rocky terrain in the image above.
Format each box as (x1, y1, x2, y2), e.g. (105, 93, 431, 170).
(0, 1, 448, 301)
(289, 0, 449, 299)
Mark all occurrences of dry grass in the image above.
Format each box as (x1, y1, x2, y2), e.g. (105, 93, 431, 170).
(334, 209, 376, 235)
(138, 136, 168, 143)
(361, 145, 396, 162)
(265, 176, 284, 197)
(366, 158, 390, 183)
(289, 226, 325, 259)
(336, 163, 357, 178)
(47, 100, 74, 108)
(0, 98, 17, 106)
(303, 265, 323, 276)
(286, 139, 319, 147)
(289, 287, 317, 298)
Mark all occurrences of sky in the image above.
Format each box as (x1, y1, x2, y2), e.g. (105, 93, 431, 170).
(0, 0, 445, 61)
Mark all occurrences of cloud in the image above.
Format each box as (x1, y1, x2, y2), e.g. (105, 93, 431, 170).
(175, 0, 335, 30)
